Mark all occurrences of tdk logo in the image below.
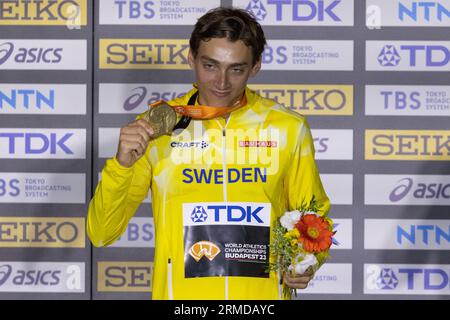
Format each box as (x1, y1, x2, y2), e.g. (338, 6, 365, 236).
(378, 45, 401, 66)
(390, 178, 450, 202)
(378, 44, 450, 67)
(375, 268, 399, 290)
(0, 133, 73, 154)
(191, 206, 208, 223)
(246, 0, 268, 21)
(206, 205, 263, 223)
(0, 129, 86, 159)
(250, 0, 342, 22)
(0, 42, 62, 65)
(366, 264, 450, 294)
(184, 203, 271, 227)
(399, 1, 450, 22)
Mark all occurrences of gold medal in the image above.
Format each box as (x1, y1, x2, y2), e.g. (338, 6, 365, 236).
(142, 102, 177, 138)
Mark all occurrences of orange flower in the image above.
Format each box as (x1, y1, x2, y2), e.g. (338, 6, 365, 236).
(294, 214, 334, 253)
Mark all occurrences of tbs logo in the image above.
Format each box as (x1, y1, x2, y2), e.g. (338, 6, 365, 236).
(378, 44, 450, 68)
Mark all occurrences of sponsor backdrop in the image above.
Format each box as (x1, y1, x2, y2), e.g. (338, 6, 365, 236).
(0, 0, 449, 300)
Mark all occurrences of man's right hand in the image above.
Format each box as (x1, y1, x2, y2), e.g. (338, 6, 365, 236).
(116, 119, 155, 168)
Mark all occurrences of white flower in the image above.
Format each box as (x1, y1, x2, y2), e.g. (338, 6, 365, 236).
(280, 210, 301, 230)
(288, 253, 318, 275)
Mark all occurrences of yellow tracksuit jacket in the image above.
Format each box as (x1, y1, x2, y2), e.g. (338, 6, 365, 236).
(87, 86, 330, 300)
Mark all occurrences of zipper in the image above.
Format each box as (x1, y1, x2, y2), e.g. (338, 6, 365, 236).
(222, 127, 229, 300)
(168, 258, 173, 300)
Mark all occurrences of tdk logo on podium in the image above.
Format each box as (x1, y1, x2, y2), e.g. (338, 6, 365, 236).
(0, 129, 86, 159)
(183, 202, 271, 227)
(378, 45, 401, 66)
(238, 0, 353, 25)
(367, 41, 450, 71)
(365, 264, 450, 294)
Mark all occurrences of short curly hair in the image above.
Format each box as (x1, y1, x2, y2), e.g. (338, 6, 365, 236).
(189, 7, 267, 66)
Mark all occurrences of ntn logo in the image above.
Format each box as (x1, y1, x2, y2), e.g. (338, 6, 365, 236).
(399, 2, 450, 21)
(397, 224, 450, 244)
(0, 89, 54, 109)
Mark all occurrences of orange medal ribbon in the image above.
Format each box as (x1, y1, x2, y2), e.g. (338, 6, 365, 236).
(148, 94, 247, 120)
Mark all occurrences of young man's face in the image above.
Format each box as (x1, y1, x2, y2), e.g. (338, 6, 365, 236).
(188, 37, 261, 107)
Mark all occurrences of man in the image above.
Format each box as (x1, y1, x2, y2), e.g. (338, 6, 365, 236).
(87, 7, 330, 300)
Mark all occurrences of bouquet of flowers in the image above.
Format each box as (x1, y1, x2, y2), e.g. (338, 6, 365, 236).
(269, 197, 336, 299)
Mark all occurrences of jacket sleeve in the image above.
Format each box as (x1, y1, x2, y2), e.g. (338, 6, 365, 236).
(86, 154, 152, 247)
(284, 118, 330, 217)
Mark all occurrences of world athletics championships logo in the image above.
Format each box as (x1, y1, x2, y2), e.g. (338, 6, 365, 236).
(246, 0, 267, 21)
(376, 268, 399, 290)
(389, 178, 413, 202)
(191, 206, 208, 223)
(378, 45, 401, 67)
(0, 42, 14, 65)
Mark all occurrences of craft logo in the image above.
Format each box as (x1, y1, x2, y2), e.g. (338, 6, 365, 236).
(111, 217, 154, 248)
(183, 203, 271, 227)
(99, 0, 219, 25)
(0, 262, 84, 292)
(170, 141, 209, 149)
(364, 219, 450, 250)
(320, 174, 353, 205)
(235, 0, 354, 26)
(0, 84, 86, 115)
(365, 264, 450, 294)
(301, 263, 352, 294)
(189, 241, 221, 262)
(0, 40, 86, 70)
(311, 129, 353, 160)
(365, 175, 450, 205)
(0, 217, 85, 248)
(97, 261, 152, 292)
(99, 39, 190, 70)
(367, 41, 450, 71)
(366, 0, 450, 27)
(365, 85, 450, 116)
(365, 130, 450, 160)
(249, 85, 353, 115)
(263, 40, 353, 70)
(0, 0, 87, 26)
(0, 129, 86, 159)
(99, 83, 190, 114)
